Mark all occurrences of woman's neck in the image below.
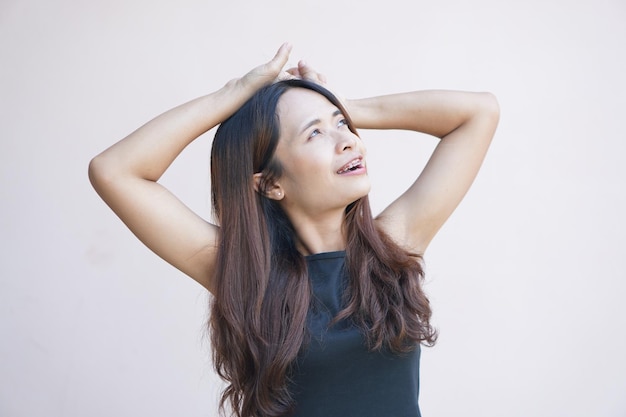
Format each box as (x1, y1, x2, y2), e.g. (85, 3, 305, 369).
(287, 209, 347, 256)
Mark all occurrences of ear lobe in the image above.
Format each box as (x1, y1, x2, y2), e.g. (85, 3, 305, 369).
(271, 188, 284, 200)
(253, 173, 284, 201)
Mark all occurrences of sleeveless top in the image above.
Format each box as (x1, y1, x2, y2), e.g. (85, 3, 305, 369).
(289, 251, 422, 417)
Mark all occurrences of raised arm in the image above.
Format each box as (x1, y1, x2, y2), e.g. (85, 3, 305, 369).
(88, 44, 293, 292)
(347, 90, 500, 253)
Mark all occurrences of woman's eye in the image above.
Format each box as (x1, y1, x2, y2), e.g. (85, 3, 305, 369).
(338, 118, 348, 128)
(309, 128, 321, 139)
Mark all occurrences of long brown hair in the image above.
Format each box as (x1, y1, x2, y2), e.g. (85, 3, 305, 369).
(209, 79, 436, 417)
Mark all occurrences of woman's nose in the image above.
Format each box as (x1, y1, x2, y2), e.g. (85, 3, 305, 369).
(335, 132, 357, 152)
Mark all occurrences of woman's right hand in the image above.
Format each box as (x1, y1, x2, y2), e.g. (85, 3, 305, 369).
(235, 42, 294, 92)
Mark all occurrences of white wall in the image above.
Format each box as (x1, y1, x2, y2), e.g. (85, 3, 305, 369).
(1, 0, 625, 416)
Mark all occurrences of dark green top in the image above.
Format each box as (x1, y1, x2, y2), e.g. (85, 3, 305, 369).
(290, 251, 422, 417)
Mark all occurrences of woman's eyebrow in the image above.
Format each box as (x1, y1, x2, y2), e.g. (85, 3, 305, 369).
(299, 109, 344, 134)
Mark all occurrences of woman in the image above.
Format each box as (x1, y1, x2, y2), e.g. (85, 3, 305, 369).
(89, 43, 499, 417)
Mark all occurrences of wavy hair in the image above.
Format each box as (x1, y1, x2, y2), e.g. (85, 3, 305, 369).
(209, 79, 436, 417)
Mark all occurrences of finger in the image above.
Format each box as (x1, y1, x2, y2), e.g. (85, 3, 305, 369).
(285, 67, 301, 77)
(267, 42, 292, 72)
(297, 60, 326, 84)
(276, 71, 298, 81)
(239, 43, 295, 89)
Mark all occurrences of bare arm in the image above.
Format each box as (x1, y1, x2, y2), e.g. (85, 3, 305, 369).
(347, 90, 500, 253)
(88, 44, 293, 292)
(288, 61, 499, 254)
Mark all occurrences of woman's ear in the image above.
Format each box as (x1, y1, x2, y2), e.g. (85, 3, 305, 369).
(253, 173, 284, 200)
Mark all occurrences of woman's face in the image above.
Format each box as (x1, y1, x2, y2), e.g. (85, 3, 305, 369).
(272, 88, 370, 219)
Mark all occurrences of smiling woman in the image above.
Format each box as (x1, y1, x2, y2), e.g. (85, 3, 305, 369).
(267, 85, 371, 243)
(88, 43, 499, 417)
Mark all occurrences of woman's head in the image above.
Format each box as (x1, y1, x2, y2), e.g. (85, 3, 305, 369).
(211, 79, 369, 224)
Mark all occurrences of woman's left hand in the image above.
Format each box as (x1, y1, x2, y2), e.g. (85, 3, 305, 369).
(286, 60, 328, 85)
(286, 60, 350, 112)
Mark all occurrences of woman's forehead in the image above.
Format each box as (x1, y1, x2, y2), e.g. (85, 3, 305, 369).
(277, 88, 338, 132)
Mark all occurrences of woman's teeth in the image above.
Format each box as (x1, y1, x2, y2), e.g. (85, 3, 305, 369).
(337, 159, 361, 174)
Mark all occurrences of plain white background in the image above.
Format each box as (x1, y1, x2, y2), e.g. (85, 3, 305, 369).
(1, 0, 625, 416)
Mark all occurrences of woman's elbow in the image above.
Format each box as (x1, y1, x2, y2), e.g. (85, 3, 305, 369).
(88, 153, 118, 195)
(480, 92, 500, 125)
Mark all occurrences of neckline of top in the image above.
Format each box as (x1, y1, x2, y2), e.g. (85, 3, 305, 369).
(304, 250, 346, 261)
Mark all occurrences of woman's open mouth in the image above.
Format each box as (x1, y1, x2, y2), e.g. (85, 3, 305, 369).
(337, 158, 365, 174)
